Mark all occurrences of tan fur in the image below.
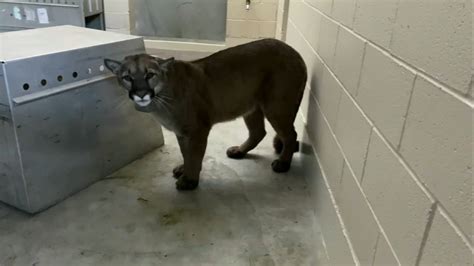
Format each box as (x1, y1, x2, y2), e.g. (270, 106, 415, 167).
(105, 38, 307, 190)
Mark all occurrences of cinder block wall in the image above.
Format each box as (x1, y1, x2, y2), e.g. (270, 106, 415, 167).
(286, 0, 472, 265)
(103, 0, 280, 46)
(227, 0, 279, 46)
(103, 0, 130, 34)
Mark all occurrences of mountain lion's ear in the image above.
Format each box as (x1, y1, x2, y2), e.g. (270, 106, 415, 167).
(159, 57, 175, 72)
(104, 58, 122, 75)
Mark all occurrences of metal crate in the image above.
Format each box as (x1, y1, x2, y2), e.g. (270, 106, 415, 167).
(0, 26, 164, 213)
(0, 0, 105, 33)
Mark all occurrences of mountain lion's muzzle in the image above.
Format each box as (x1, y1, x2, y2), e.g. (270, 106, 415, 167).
(104, 55, 174, 108)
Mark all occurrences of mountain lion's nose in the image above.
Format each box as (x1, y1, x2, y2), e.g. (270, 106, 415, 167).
(135, 90, 149, 98)
(133, 94, 151, 101)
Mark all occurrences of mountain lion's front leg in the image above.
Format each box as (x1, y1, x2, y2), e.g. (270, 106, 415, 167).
(175, 129, 209, 190)
(172, 135, 186, 178)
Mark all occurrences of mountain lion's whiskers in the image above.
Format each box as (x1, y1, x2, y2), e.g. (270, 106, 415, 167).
(158, 94, 174, 101)
(153, 95, 172, 115)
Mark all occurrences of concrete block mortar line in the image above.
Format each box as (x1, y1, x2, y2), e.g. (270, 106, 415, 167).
(387, 0, 402, 49)
(333, 24, 341, 63)
(467, 76, 473, 99)
(338, 160, 346, 188)
(438, 203, 473, 249)
(300, 0, 473, 107)
(331, 70, 343, 129)
(291, 15, 472, 251)
(359, 128, 373, 185)
(330, 0, 335, 16)
(351, 0, 358, 27)
(414, 202, 438, 266)
(396, 74, 418, 151)
(369, 232, 380, 266)
(370, 233, 381, 266)
(354, 41, 368, 97)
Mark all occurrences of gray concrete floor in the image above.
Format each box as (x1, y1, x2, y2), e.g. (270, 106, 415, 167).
(0, 120, 325, 266)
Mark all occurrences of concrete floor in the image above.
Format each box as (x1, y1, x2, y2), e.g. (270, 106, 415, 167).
(0, 119, 325, 266)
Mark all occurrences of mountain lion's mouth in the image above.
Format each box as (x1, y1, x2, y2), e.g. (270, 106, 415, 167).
(135, 100, 151, 107)
(133, 95, 152, 107)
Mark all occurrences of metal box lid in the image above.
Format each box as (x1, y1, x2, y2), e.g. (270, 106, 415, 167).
(0, 25, 141, 62)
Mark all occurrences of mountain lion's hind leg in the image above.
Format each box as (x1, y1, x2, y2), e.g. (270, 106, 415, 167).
(227, 108, 266, 159)
(273, 135, 299, 154)
(263, 104, 299, 173)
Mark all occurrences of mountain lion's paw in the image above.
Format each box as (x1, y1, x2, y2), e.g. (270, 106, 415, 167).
(172, 164, 184, 179)
(175, 176, 199, 190)
(271, 159, 291, 173)
(226, 146, 246, 159)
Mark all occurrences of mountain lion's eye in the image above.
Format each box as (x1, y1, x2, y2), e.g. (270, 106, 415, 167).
(123, 75, 132, 82)
(145, 73, 155, 80)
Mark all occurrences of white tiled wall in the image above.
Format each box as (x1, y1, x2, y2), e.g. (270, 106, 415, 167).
(286, 0, 473, 264)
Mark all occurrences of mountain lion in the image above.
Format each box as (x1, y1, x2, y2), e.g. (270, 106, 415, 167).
(104, 38, 307, 190)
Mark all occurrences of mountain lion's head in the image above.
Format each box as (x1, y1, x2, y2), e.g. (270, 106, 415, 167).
(104, 54, 174, 107)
